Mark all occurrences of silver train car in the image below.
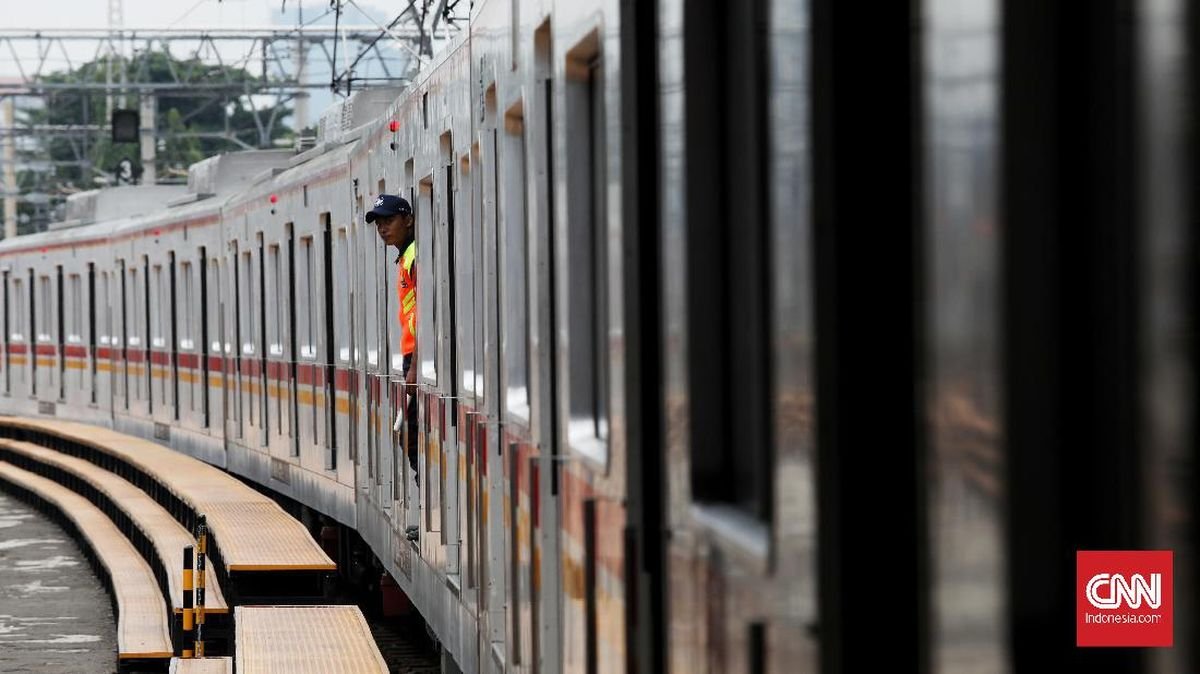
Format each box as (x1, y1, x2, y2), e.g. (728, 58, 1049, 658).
(0, 1, 807, 672)
(3, 0, 1192, 672)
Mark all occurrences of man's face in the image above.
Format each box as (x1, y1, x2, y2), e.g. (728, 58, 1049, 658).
(374, 213, 412, 247)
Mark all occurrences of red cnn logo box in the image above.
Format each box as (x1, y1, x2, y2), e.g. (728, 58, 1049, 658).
(1077, 550, 1173, 647)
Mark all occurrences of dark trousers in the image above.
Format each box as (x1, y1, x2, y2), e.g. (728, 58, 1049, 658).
(401, 354, 419, 485)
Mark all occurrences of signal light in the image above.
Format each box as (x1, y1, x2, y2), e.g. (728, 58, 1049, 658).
(112, 109, 139, 143)
(269, 194, 278, 204)
(389, 120, 400, 133)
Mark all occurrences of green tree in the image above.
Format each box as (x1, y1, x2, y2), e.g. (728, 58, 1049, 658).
(20, 50, 292, 197)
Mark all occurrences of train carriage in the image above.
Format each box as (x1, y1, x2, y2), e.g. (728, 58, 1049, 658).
(0, 1, 811, 670)
(3, 0, 1180, 672)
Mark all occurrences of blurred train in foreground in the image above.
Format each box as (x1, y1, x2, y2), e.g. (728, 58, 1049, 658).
(3, 0, 1198, 672)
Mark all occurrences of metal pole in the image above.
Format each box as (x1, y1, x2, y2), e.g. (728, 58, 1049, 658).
(182, 544, 194, 658)
(194, 515, 207, 658)
(139, 94, 156, 185)
(295, 4, 308, 132)
(2, 96, 16, 239)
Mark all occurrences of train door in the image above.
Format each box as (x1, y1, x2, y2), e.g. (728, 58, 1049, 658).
(115, 259, 127, 414)
(364, 199, 383, 505)
(87, 263, 97, 408)
(54, 265, 64, 405)
(265, 227, 296, 458)
(239, 238, 261, 449)
(2, 270, 9, 398)
(169, 253, 181, 426)
(333, 223, 353, 481)
(439, 134, 462, 583)
(376, 177, 396, 511)
(479, 83, 510, 658)
(202, 248, 220, 434)
(350, 200, 364, 487)
(34, 269, 53, 403)
(320, 215, 338, 475)
(531, 19, 562, 670)
(227, 240, 245, 444)
(256, 233, 269, 450)
(415, 172, 441, 544)
(296, 232, 319, 463)
(26, 269, 35, 400)
(499, 96, 535, 669)
(55, 265, 66, 406)
(177, 255, 193, 428)
(8, 272, 25, 399)
(453, 146, 478, 604)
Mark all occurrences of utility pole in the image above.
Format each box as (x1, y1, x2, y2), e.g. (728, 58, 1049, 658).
(106, 0, 125, 119)
(139, 94, 156, 184)
(2, 96, 16, 239)
(294, 4, 309, 132)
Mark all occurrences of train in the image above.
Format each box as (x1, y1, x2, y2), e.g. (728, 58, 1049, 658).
(4, 0, 1192, 671)
(0, 0, 806, 672)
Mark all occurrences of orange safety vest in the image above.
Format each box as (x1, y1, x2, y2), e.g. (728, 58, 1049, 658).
(398, 241, 417, 356)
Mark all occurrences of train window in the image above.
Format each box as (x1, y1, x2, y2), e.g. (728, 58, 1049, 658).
(471, 139, 485, 401)
(181, 261, 193, 350)
(240, 252, 253, 357)
(564, 31, 609, 461)
(534, 19, 557, 454)
(925, 0, 1003, 668)
(68, 274, 82, 343)
(337, 229, 350, 362)
(11, 276, 23, 390)
(417, 175, 437, 384)
(37, 274, 50, 344)
(684, 0, 773, 522)
(502, 102, 531, 421)
(456, 153, 476, 398)
(299, 237, 315, 358)
(10, 277, 20, 344)
(151, 265, 163, 348)
(269, 244, 283, 356)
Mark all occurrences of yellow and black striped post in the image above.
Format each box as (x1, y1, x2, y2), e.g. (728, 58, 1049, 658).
(194, 515, 207, 658)
(181, 544, 194, 658)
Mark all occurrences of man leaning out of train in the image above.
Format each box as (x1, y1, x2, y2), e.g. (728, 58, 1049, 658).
(367, 193, 420, 542)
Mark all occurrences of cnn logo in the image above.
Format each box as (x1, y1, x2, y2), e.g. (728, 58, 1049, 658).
(1085, 573, 1161, 610)
(1077, 550, 1172, 647)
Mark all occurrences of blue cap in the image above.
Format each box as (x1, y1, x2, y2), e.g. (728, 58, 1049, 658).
(365, 194, 413, 223)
